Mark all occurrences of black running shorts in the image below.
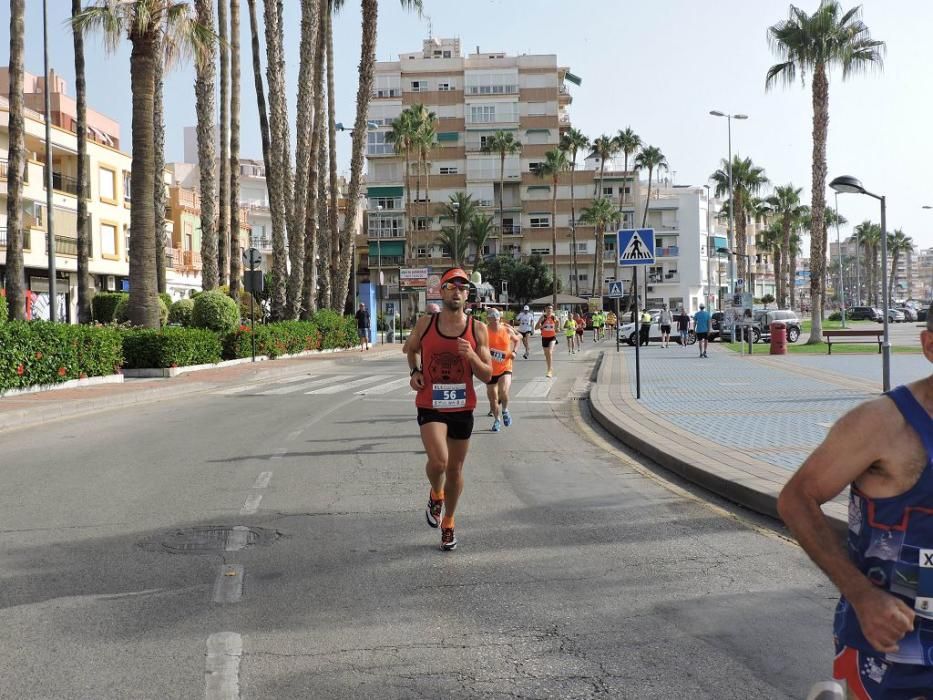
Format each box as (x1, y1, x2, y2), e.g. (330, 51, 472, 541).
(696, 332, 709, 340)
(660, 324, 671, 334)
(486, 371, 512, 386)
(541, 336, 558, 348)
(417, 408, 474, 440)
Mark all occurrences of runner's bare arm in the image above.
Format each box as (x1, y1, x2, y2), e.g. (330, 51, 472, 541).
(534, 315, 544, 330)
(778, 399, 916, 653)
(406, 315, 432, 390)
(458, 321, 493, 383)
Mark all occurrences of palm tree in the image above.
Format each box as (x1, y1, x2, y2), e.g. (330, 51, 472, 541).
(767, 0, 885, 340)
(5, 0, 26, 320)
(614, 127, 641, 209)
(325, 0, 342, 308)
(153, 29, 167, 295)
(483, 130, 521, 247)
(467, 214, 495, 273)
(580, 197, 615, 299)
(589, 134, 617, 198)
(536, 148, 569, 309)
(75, 1, 212, 328)
(333, 0, 424, 321)
(385, 110, 417, 259)
(766, 184, 806, 308)
(228, 0, 242, 299)
(436, 193, 475, 268)
(635, 145, 669, 228)
(852, 221, 877, 305)
(559, 128, 588, 295)
(416, 107, 437, 259)
(190, 0, 217, 291)
(759, 221, 784, 305)
(217, 0, 230, 287)
(72, 0, 92, 322)
(246, 0, 272, 178)
(887, 229, 913, 303)
(435, 227, 470, 269)
(710, 155, 768, 286)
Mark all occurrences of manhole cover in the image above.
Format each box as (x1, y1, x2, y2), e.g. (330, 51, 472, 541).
(138, 525, 281, 554)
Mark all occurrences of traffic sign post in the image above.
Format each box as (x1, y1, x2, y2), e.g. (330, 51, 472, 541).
(617, 229, 656, 399)
(608, 280, 625, 352)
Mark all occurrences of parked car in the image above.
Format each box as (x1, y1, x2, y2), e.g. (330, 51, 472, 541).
(709, 311, 725, 341)
(848, 306, 883, 322)
(887, 308, 906, 323)
(918, 305, 929, 323)
(895, 306, 917, 322)
(747, 310, 802, 343)
(617, 318, 696, 346)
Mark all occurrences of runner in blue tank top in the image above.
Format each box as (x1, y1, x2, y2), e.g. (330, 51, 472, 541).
(779, 303, 933, 699)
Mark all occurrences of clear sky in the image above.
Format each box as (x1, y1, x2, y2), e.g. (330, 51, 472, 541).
(3, 0, 932, 248)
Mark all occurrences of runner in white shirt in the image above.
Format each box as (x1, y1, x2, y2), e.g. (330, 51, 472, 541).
(515, 305, 535, 360)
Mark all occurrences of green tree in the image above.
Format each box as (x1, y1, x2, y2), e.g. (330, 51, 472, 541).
(75, 0, 213, 328)
(467, 213, 495, 273)
(887, 229, 913, 303)
(767, 0, 885, 341)
(536, 148, 570, 308)
(483, 130, 521, 248)
(579, 197, 615, 299)
(559, 127, 588, 295)
(191, 0, 217, 291)
(635, 145, 669, 228)
(385, 109, 417, 259)
(413, 103, 438, 266)
(853, 221, 881, 306)
(589, 134, 617, 198)
(766, 184, 806, 308)
(614, 127, 641, 210)
(710, 155, 768, 287)
(758, 220, 784, 306)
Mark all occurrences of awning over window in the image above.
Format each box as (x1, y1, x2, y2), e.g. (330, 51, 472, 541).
(564, 71, 582, 86)
(368, 241, 404, 257)
(366, 186, 404, 198)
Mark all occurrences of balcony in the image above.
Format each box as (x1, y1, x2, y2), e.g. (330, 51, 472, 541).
(648, 272, 680, 284)
(657, 246, 679, 258)
(41, 168, 83, 197)
(54, 235, 78, 256)
(0, 158, 28, 182)
(499, 224, 522, 236)
(183, 250, 202, 270)
(167, 247, 183, 269)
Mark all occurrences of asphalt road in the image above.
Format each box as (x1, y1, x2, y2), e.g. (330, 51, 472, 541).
(0, 340, 838, 699)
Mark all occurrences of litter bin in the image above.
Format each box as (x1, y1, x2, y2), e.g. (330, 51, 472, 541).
(770, 321, 787, 355)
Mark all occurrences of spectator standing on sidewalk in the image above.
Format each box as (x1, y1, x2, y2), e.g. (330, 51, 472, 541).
(676, 307, 690, 349)
(355, 303, 371, 351)
(778, 306, 933, 697)
(639, 309, 652, 346)
(693, 304, 711, 358)
(658, 304, 674, 348)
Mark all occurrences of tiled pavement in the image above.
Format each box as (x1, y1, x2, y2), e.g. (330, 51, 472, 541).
(589, 341, 930, 529)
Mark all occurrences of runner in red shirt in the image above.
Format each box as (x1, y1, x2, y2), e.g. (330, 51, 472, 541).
(406, 268, 492, 551)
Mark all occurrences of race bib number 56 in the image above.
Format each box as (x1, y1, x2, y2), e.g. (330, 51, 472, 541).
(432, 383, 466, 409)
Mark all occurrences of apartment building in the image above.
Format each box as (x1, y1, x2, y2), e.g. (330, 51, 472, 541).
(0, 68, 134, 321)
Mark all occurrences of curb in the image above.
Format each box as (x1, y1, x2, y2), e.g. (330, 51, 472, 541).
(588, 351, 847, 534)
(0, 373, 124, 399)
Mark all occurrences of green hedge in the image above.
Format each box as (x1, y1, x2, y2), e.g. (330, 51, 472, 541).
(311, 309, 360, 349)
(0, 321, 123, 392)
(168, 298, 194, 326)
(0, 292, 8, 324)
(223, 320, 322, 360)
(192, 290, 240, 333)
(122, 327, 222, 369)
(92, 292, 127, 323)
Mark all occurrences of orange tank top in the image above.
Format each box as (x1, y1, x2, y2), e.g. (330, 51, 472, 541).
(415, 314, 478, 412)
(540, 315, 557, 338)
(488, 324, 514, 376)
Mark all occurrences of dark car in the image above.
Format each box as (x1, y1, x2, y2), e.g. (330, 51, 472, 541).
(709, 311, 725, 341)
(848, 306, 883, 322)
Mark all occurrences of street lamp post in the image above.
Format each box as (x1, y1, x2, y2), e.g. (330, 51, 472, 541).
(830, 175, 890, 392)
(834, 191, 846, 328)
(42, 0, 57, 322)
(709, 111, 748, 310)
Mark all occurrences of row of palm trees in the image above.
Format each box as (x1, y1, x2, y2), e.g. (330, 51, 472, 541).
(844, 223, 914, 307)
(3, 0, 422, 327)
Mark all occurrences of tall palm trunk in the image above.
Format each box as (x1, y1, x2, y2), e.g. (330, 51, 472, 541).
(217, 0, 230, 287)
(498, 151, 505, 253)
(807, 64, 829, 342)
(789, 248, 798, 309)
(5, 0, 26, 320)
(72, 0, 92, 321)
(246, 0, 272, 178)
(335, 0, 377, 311)
(780, 216, 792, 308)
(301, 0, 327, 319)
(888, 247, 899, 304)
(194, 0, 218, 290)
(287, 0, 318, 318)
(153, 33, 167, 295)
(128, 33, 160, 327)
(551, 176, 558, 309)
(641, 167, 654, 228)
(228, 0, 242, 298)
(264, 0, 290, 319)
(568, 154, 577, 296)
(326, 2, 341, 309)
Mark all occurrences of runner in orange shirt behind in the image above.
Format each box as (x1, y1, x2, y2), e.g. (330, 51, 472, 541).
(535, 304, 559, 378)
(485, 308, 521, 432)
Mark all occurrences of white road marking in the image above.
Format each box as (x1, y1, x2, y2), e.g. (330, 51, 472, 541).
(817, 422, 835, 429)
(306, 374, 391, 395)
(205, 632, 242, 699)
(259, 374, 353, 395)
(253, 471, 272, 489)
(239, 494, 262, 515)
(225, 526, 251, 552)
(212, 565, 244, 604)
(355, 376, 411, 395)
(270, 448, 287, 461)
(286, 428, 303, 440)
(516, 377, 552, 398)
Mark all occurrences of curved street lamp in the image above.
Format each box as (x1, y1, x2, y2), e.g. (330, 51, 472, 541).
(829, 175, 890, 392)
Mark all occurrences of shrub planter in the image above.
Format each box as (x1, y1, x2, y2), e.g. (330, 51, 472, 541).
(0, 372, 124, 399)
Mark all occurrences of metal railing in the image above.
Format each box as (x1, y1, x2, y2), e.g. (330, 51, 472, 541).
(54, 235, 78, 256)
(183, 250, 202, 268)
(657, 246, 680, 257)
(499, 224, 522, 235)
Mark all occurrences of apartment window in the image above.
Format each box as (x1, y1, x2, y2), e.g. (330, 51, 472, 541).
(482, 244, 491, 256)
(98, 167, 116, 203)
(575, 242, 588, 252)
(373, 74, 401, 98)
(367, 131, 394, 156)
(465, 71, 518, 95)
(100, 222, 118, 258)
(602, 187, 614, 196)
(411, 80, 427, 92)
(123, 171, 132, 202)
(415, 217, 429, 231)
(183, 222, 194, 251)
(433, 50, 442, 57)
(530, 216, 550, 229)
(439, 167, 458, 175)
(576, 273, 588, 282)
(370, 196, 401, 210)
(438, 82, 451, 91)
(417, 247, 428, 258)
(443, 51, 452, 58)
(530, 247, 551, 255)
(528, 102, 546, 116)
(124, 225, 130, 261)
(470, 105, 496, 124)
(528, 162, 544, 174)
(368, 214, 403, 238)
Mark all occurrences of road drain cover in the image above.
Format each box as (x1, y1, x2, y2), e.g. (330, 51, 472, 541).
(139, 526, 281, 554)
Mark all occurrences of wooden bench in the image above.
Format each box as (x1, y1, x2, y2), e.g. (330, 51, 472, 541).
(823, 329, 884, 354)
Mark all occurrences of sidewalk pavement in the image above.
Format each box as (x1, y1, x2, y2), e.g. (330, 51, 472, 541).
(0, 343, 398, 435)
(590, 341, 930, 530)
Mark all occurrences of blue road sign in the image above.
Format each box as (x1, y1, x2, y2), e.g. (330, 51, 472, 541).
(608, 281, 624, 298)
(617, 229, 655, 265)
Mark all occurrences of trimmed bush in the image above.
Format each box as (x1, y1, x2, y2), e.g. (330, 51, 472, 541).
(122, 327, 222, 369)
(223, 320, 322, 360)
(159, 293, 173, 312)
(0, 321, 123, 392)
(0, 292, 8, 324)
(191, 290, 239, 333)
(114, 295, 169, 327)
(92, 292, 127, 323)
(310, 309, 359, 349)
(828, 311, 843, 321)
(168, 298, 194, 326)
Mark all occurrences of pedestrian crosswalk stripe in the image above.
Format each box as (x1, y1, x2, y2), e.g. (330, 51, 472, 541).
(258, 375, 353, 395)
(306, 374, 391, 395)
(355, 376, 411, 395)
(516, 377, 552, 398)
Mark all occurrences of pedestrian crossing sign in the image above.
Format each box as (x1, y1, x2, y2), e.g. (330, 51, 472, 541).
(617, 229, 655, 266)
(608, 281, 624, 298)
